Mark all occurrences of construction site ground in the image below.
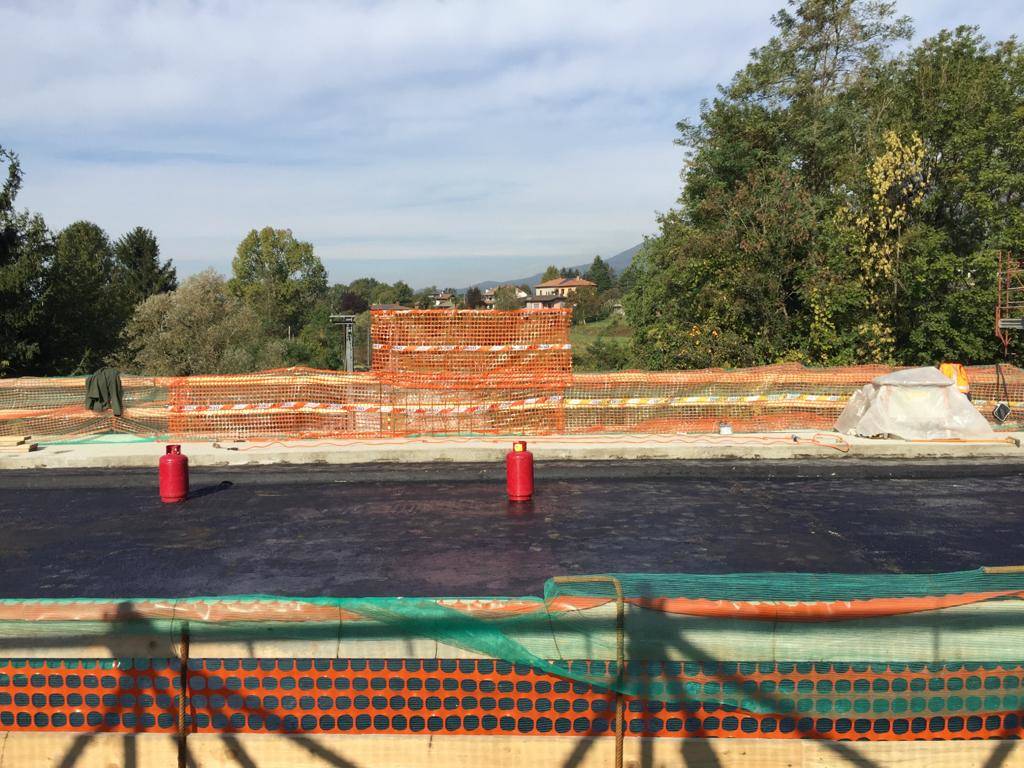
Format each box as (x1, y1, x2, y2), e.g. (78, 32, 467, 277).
(1, 458, 1021, 599)
(0, 429, 1021, 469)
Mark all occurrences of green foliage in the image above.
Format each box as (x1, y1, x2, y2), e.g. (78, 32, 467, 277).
(571, 317, 634, 371)
(570, 286, 605, 325)
(0, 146, 52, 375)
(368, 280, 414, 307)
(119, 270, 286, 375)
(541, 265, 560, 282)
(112, 227, 177, 311)
(584, 256, 614, 293)
(287, 301, 346, 371)
(1, 146, 179, 375)
(42, 221, 120, 373)
(465, 286, 483, 308)
(573, 337, 633, 371)
(337, 289, 370, 313)
(230, 227, 328, 334)
(412, 286, 436, 309)
(0, 145, 20, 213)
(493, 285, 523, 310)
(347, 277, 382, 305)
(628, 0, 1024, 368)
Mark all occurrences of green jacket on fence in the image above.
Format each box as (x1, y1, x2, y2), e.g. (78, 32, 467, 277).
(85, 367, 124, 417)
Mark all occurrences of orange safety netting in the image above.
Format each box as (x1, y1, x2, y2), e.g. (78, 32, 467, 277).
(371, 309, 573, 389)
(1, 310, 1021, 440)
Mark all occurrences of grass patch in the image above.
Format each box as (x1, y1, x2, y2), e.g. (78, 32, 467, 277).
(571, 316, 633, 371)
(569, 316, 631, 348)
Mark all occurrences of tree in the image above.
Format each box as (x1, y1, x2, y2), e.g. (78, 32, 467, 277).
(465, 286, 484, 308)
(119, 270, 286, 375)
(571, 286, 604, 325)
(559, 267, 581, 279)
(541, 265, 560, 282)
(371, 280, 415, 307)
(584, 256, 614, 293)
(288, 300, 345, 371)
(41, 221, 119, 373)
(887, 28, 1024, 364)
(230, 227, 328, 335)
(575, 337, 633, 372)
(112, 227, 176, 311)
(338, 290, 369, 314)
(0, 145, 52, 376)
(347, 277, 382, 305)
(392, 281, 414, 307)
(627, 0, 1022, 368)
(413, 286, 437, 309)
(493, 285, 523, 310)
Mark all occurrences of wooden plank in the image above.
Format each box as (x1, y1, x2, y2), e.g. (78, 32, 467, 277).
(0, 443, 37, 453)
(0, 732, 1022, 767)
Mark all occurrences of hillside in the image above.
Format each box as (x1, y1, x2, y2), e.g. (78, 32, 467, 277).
(467, 243, 642, 291)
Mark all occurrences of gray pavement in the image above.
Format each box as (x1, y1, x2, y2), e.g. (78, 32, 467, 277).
(0, 430, 1021, 469)
(0, 460, 1021, 599)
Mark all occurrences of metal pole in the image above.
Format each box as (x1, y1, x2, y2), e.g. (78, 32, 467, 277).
(345, 323, 354, 373)
(177, 621, 190, 768)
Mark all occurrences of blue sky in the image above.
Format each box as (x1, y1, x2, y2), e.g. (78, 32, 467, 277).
(3, 1, 1022, 288)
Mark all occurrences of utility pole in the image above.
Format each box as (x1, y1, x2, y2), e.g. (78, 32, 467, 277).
(329, 315, 357, 372)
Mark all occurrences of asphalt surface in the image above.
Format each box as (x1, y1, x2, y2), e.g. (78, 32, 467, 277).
(0, 460, 1021, 599)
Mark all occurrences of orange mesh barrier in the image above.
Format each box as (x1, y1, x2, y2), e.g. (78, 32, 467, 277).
(567, 364, 894, 434)
(0, 375, 169, 437)
(372, 309, 573, 390)
(3, 363, 1016, 440)
(960, 365, 1024, 425)
(0, 310, 1020, 439)
(166, 368, 386, 440)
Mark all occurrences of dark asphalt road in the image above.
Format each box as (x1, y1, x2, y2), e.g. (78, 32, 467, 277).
(0, 460, 1021, 599)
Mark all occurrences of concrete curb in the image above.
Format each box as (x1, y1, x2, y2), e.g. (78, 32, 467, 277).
(1, 432, 1021, 469)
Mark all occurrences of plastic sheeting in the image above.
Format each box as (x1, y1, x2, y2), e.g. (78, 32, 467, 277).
(4, 570, 1024, 709)
(835, 366, 995, 440)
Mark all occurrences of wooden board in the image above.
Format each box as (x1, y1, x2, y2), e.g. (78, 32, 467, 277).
(0, 442, 37, 453)
(0, 732, 1020, 768)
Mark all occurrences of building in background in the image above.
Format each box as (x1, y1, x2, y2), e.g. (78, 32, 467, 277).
(532, 277, 596, 298)
(482, 286, 529, 309)
(429, 291, 457, 309)
(525, 294, 569, 309)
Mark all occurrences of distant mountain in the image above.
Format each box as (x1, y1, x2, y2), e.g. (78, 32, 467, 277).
(466, 243, 643, 291)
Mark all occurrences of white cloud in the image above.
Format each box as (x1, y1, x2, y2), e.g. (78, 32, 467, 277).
(2, 0, 1021, 286)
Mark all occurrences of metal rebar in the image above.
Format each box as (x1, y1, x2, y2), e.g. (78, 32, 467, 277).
(177, 621, 190, 768)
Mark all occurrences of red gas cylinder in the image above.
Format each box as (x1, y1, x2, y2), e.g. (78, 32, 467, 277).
(159, 444, 189, 503)
(506, 440, 534, 502)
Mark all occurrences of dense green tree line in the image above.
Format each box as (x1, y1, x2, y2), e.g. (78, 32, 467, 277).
(1, 146, 176, 375)
(626, 1, 1024, 369)
(0, 148, 427, 376)
(121, 230, 427, 375)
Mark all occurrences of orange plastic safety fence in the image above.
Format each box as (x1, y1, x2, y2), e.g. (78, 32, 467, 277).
(371, 309, 573, 390)
(566, 364, 894, 434)
(0, 375, 169, 437)
(166, 369, 387, 440)
(0, 310, 1020, 440)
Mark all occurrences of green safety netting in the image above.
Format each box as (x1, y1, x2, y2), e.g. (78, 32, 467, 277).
(2, 569, 1024, 716)
(543, 569, 1024, 601)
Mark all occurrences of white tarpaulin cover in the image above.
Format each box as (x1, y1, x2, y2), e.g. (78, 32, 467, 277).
(834, 366, 995, 440)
